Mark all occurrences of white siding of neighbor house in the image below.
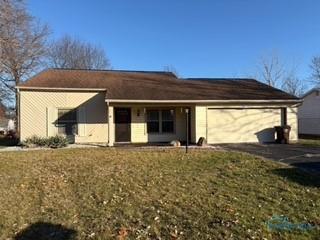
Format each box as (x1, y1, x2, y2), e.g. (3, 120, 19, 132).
(298, 90, 320, 135)
(20, 90, 108, 143)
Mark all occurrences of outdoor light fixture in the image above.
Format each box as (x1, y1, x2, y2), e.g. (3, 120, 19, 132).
(170, 109, 174, 115)
(137, 109, 140, 117)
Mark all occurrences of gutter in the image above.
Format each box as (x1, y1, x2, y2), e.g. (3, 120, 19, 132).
(105, 99, 302, 104)
(16, 86, 107, 91)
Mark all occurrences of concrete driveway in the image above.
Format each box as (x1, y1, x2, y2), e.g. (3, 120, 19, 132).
(221, 143, 320, 173)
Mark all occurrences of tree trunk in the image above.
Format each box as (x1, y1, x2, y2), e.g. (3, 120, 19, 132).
(15, 74, 20, 139)
(15, 87, 19, 138)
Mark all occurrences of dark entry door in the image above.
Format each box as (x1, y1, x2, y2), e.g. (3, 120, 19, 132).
(115, 108, 131, 142)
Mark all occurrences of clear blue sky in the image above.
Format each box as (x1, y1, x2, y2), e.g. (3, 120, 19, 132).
(28, 0, 320, 84)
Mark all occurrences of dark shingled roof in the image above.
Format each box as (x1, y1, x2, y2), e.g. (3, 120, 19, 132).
(18, 69, 299, 101)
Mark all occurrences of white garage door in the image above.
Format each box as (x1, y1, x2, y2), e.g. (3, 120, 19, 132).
(207, 108, 281, 144)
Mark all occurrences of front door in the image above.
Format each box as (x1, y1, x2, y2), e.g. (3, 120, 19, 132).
(115, 108, 131, 142)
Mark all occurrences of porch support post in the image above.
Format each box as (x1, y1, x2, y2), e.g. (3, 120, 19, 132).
(107, 105, 114, 146)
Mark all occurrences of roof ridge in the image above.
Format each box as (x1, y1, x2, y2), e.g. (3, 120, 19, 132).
(49, 68, 176, 76)
(184, 78, 257, 81)
(301, 87, 320, 98)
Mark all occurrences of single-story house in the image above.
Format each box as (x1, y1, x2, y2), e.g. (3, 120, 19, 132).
(17, 69, 301, 146)
(298, 88, 320, 136)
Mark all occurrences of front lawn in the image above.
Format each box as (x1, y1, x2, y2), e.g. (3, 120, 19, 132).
(298, 139, 320, 148)
(0, 148, 319, 239)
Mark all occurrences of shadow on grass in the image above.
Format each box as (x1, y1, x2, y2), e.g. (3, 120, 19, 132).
(272, 167, 320, 188)
(15, 222, 76, 240)
(291, 162, 320, 173)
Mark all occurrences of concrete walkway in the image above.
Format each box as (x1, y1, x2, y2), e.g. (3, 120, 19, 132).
(0, 143, 220, 152)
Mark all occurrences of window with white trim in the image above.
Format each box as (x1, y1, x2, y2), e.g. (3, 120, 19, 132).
(57, 109, 78, 136)
(161, 109, 174, 133)
(146, 110, 160, 133)
(146, 109, 175, 134)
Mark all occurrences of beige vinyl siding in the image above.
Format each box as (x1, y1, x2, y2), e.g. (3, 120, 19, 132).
(131, 107, 147, 143)
(130, 106, 187, 143)
(192, 104, 298, 144)
(20, 90, 108, 143)
(288, 107, 298, 140)
(190, 106, 196, 143)
(298, 91, 320, 135)
(207, 108, 281, 143)
(107, 105, 115, 146)
(20, 90, 299, 145)
(194, 106, 207, 142)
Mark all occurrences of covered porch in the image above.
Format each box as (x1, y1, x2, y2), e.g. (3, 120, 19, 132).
(106, 104, 195, 146)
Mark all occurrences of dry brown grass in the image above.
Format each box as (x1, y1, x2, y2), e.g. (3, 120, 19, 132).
(0, 148, 319, 239)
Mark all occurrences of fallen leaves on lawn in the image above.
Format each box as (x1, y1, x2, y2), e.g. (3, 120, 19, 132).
(117, 227, 129, 240)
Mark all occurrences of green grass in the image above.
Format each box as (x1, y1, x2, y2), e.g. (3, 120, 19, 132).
(298, 139, 320, 148)
(0, 148, 319, 239)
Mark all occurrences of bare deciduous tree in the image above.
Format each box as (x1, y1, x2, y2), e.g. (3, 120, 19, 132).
(0, 0, 50, 131)
(257, 53, 285, 87)
(163, 65, 179, 77)
(0, 82, 12, 104)
(256, 52, 306, 96)
(281, 72, 304, 97)
(47, 35, 110, 70)
(310, 56, 320, 85)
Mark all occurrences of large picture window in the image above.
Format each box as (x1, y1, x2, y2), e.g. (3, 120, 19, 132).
(146, 110, 159, 133)
(161, 110, 174, 133)
(146, 109, 174, 134)
(57, 109, 78, 136)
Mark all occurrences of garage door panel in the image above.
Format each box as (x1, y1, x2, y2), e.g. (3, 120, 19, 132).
(207, 109, 281, 144)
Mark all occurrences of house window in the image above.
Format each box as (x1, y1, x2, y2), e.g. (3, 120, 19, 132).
(57, 109, 78, 136)
(161, 109, 174, 133)
(146, 109, 175, 134)
(146, 110, 160, 133)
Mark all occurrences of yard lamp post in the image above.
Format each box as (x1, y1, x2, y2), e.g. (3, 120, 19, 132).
(185, 108, 189, 153)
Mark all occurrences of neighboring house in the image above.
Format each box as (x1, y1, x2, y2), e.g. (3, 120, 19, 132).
(0, 103, 7, 131)
(17, 69, 301, 145)
(298, 88, 320, 136)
